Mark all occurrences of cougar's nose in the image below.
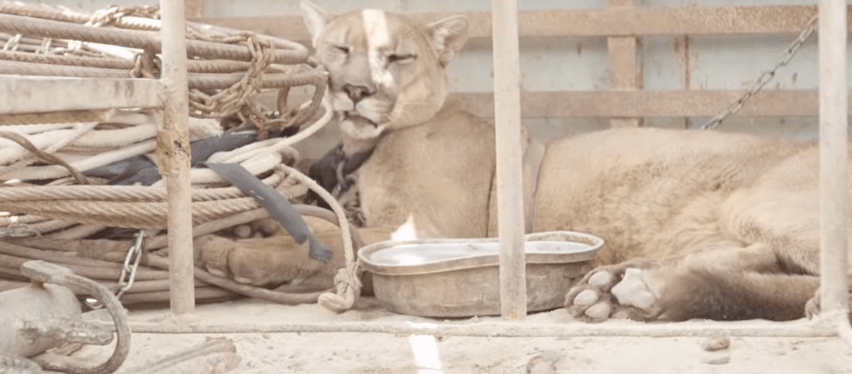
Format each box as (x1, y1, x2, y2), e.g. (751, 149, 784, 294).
(342, 83, 376, 103)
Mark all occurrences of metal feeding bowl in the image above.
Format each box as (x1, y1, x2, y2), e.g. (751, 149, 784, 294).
(358, 231, 604, 318)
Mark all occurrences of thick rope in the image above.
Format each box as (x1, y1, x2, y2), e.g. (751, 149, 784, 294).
(0, 2, 345, 310)
(0, 139, 157, 181)
(0, 1, 326, 141)
(277, 164, 359, 313)
(1, 123, 97, 178)
(188, 70, 327, 91)
(1, 116, 219, 181)
(0, 49, 135, 69)
(207, 100, 333, 165)
(0, 124, 98, 165)
(150, 150, 283, 187)
(0, 130, 90, 184)
(0, 14, 308, 64)
(0, 169, 291, 202)
(0, 2, 307, 55)
(0, 169, 307, 229)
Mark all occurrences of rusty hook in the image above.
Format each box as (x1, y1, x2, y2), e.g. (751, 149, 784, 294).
(21, 260, 131, 374)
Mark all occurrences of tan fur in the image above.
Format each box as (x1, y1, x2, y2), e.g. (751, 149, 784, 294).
(301, 1, 492, 239)
(217, 3, 851, 321)
(194, 223, 394, 291)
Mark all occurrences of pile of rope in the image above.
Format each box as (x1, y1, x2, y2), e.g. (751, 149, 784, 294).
(0, 2, 362, 311)
(0, 1, 327, 134)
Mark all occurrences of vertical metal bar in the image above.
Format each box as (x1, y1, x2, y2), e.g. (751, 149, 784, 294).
(491, 0, 527, 320)
(818, 0, 849, 336)
(159, 0, 195, 315)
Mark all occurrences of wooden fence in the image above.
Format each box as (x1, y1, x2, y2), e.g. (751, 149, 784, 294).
(190, 3, 852, 128)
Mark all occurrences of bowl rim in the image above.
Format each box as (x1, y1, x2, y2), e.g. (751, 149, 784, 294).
(357, 231, 604, 276)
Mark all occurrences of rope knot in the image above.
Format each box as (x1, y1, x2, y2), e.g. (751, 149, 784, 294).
(318, 262, 362, 313)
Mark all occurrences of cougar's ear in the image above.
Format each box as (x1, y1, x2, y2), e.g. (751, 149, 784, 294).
(300, 0, 331, 48)
(427, 15, 470, 67)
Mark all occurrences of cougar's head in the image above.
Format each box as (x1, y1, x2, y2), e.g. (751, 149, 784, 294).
(300, 1, 469, 139)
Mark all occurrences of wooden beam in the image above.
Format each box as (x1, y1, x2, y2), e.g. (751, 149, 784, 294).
(0, 76, 162, 115)
(453, 89, 837, 118)
(607, 0, 643, 128)
(818, 0, 850, 332)
(192, 5, 845, 42)
(491, 0, 527, 320)
(160, 0, 195, 315)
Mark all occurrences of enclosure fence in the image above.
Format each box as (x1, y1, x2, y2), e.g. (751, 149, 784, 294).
(195, 3, 848, 121)
(1, 0, 849, 347)
(195, 0, 852, 345)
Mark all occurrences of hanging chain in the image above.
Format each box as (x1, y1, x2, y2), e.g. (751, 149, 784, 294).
(115, 230, 146, 300)
(700, 15, 818, 130)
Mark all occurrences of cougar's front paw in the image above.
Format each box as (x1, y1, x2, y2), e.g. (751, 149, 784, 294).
(565, 265, 663, 322)
(565, 270, 617, 322)
(195, 234, 327, 287)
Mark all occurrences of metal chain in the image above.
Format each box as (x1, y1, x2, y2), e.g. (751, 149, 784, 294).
(700, 15, 818, 130)
(187, 32, 274, 134)
(115, 230, 146, 300)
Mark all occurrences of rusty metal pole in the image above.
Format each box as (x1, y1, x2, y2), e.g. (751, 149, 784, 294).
(818, 0, 850, 347)
(491, 0, 527, 320)
(159, 0, 195, 315)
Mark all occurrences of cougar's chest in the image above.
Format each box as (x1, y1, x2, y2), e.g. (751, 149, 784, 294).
(354, 111, 496, 238)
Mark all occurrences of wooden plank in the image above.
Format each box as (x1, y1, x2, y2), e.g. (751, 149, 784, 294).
(607, 0, 643, 128)
(192, 5, 844, 42)
(0, 76, 162, 115)
(453, 90, 835, 118)
(818, 0, 850, 327)
(160, 0, 195, 315)
(491, 0, 527, 320)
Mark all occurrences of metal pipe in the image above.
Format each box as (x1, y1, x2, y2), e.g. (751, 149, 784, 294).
(101, 319, 836, 338)
(159, 0, 195, 315)
(818, 0, 851, 348)
(491, 0, 527, 320)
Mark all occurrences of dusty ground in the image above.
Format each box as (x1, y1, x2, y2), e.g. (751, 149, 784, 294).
(57, 297, 852, 374)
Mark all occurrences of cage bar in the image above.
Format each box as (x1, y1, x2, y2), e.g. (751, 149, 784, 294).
(491, 0, 527, 320)
(818, 0, 852, 348)
(159, 0, 195, 315)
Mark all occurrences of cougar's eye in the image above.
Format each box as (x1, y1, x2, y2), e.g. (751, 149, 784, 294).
(387, 53, 416, 64)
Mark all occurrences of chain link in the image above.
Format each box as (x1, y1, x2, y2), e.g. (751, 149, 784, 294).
(187, 32, 275, 136)
(115, 230, 146, 300)
(700, 15, 818, 130)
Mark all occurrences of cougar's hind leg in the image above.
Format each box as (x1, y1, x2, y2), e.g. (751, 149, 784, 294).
(658, 267, 819, 322)
(565, 243, 814, 322)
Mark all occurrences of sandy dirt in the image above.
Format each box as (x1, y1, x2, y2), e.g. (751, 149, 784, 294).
(54, 297, 852, 374)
